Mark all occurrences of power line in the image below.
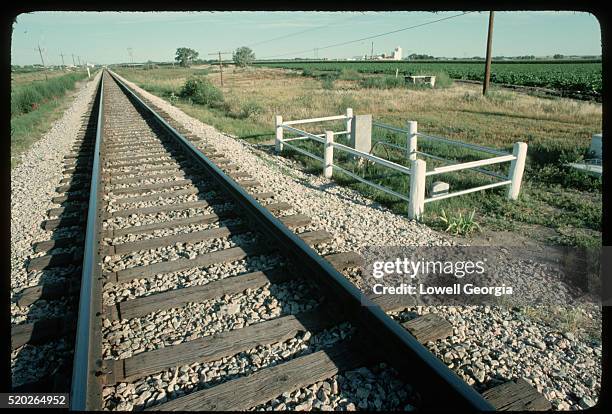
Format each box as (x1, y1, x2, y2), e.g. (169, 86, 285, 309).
(259, 11, 476, 59)
(245, 14, 361, 49)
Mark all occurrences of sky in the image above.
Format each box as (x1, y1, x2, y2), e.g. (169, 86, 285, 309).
(10, 11, 602, 65)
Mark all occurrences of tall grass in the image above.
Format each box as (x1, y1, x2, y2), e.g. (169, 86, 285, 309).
(359, 76, 405, 89)
(11, 72, 87, 117)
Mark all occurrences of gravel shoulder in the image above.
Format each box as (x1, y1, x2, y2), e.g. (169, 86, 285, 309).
(10, 72, 102, 386)
(114, 72, 601, 411)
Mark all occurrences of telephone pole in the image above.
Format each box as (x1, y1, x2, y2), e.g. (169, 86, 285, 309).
(60, 51, 66, 69)
(371, 42, 374, 59)
(483, 11, 495, 96)
(207, 51, 231, 87)
(36, 43, 48, 80)
(72, 54, 76, 66)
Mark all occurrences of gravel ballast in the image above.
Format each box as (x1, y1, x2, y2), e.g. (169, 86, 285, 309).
(10, 72, 103, 387)
(114, 72, 601, 411)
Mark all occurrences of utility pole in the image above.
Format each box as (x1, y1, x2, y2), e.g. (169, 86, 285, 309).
(36, 43, 48, 80)
(371, 42, 374, 59)
(77, 56, 81, 67)
(483, 11, 495, 96)
(59, 52, 66, 69)
(207, 51, 231, 87)
(72, 54, 76, 66)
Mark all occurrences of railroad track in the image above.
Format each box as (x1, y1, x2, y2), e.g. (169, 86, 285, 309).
(12, 69, 549, 411)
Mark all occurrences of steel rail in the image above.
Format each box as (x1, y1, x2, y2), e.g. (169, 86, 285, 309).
(109, 69, 494, 411)
(70, 73, 105, 410)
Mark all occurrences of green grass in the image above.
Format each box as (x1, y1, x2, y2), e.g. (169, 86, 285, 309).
(11, 70, 91, 168)
(359, 75, 406, 89)
(11, 72, 88, 117)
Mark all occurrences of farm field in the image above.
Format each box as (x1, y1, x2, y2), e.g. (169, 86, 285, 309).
(115, 65, 602, 248)
(256, 60, 602, 97)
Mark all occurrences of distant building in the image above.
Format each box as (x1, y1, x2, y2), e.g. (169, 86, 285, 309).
(369, 46, 402, 61)
(392, 47, 402, 60)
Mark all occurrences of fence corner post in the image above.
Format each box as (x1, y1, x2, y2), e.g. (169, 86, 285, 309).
(275, 115, 283, 153)
(408, 159, 426, 220)
(507, 141, 528, 200)
(324, 130, 334, 179)
(345, 108, 353, 135)
(408, 121, 418, 161)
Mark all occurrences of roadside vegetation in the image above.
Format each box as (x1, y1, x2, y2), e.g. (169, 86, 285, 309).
(115, 65, 601, 248)
(11, 69, 89, 167)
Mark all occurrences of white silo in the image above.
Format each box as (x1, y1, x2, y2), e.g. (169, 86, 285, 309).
(393, 47, 402, 60)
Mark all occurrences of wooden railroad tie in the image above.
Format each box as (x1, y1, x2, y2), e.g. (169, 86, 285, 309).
(104, 229, 332, 285)
(26, 249, 83, 272)
(102, 308, 346, 386)
(148, 342, 365, 411)
(482, 378, 551, 411)
(15, 279, 79, 307)
(11, 314, 76, 350)
(402, 313, 454, 344)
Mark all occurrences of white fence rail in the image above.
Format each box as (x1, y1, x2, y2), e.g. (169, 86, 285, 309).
(275, 110, 527, 220)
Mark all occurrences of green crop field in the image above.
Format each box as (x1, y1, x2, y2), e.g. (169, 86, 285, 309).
(256, 61, 602, 96)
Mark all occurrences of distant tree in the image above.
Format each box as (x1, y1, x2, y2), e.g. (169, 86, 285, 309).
(553, 54, 565, 59)
(175, 48, 199, 67)
(407, 53, 434, 60)
(233, 47, 256, 67)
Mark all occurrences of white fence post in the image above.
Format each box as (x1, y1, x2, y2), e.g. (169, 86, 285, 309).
(275, 115, 283, 153)
(324, 130, 334, 178)
(345, 108, 353, 136)
(507, 142, 528, 200)
(408, 159, 426, 220)
(408, 121, 418, 161)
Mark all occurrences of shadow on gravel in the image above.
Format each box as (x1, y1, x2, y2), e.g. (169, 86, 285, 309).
(11, 82, 102, 393)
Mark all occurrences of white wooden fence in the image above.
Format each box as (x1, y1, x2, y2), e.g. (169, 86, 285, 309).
(275, 110, 527, 220)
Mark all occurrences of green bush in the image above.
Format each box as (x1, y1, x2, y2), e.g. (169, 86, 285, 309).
(432, 71, 453, 88)
(359, 76, 405, 89)
(336, 95, 359, 113)
(338, 68, 361, 81)
(180, 77, 224, 108)
(321, 77, 335, 90)
(11, 72, 87, 117)
(239, 100, 263, 119)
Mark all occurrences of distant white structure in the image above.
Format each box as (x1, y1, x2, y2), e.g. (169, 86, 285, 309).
(370, 46, 402, 61)
(393, 46, 402, 60)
